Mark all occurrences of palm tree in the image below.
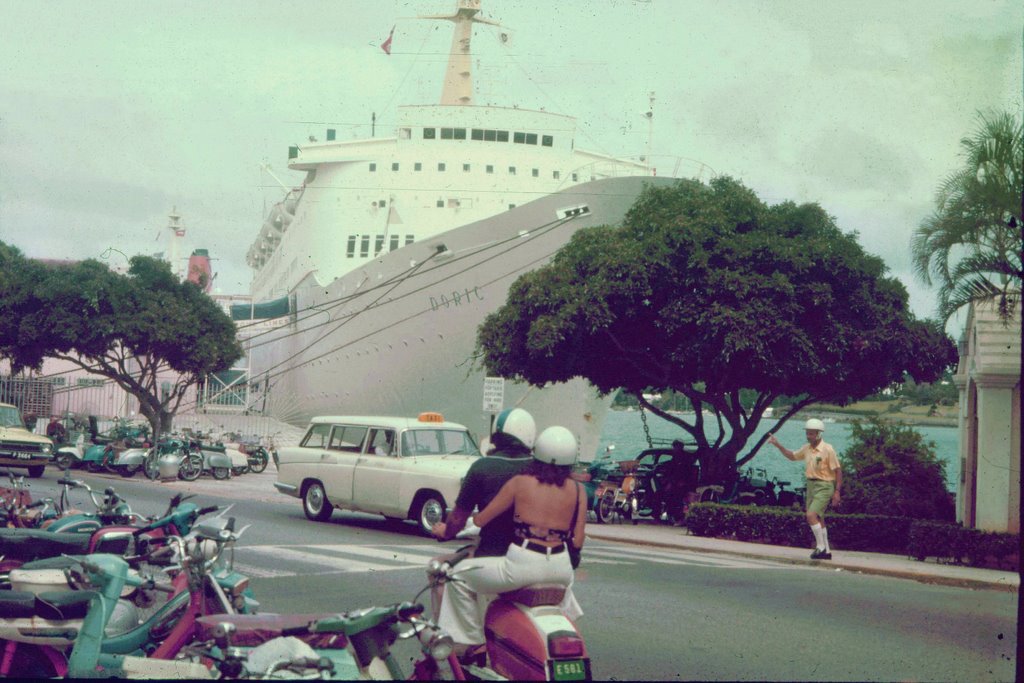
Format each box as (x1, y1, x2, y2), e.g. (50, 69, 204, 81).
(911, 110, 1023, 323)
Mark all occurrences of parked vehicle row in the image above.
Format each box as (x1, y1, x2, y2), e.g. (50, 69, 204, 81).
(0, 465, 591, 680)
(54, 430, 271, 482)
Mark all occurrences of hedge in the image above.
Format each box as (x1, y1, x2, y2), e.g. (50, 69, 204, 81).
(685, 503, 1019, 571)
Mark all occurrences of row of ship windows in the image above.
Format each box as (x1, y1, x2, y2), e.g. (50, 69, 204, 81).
(369, 161, 577, 181)
(415, 127, 555, 146)
(347, 234, 416, 258)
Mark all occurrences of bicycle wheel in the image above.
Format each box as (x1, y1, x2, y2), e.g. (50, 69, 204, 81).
(143, 449, 160, 480)
(247, 448, 269, 474)
(177, 453, 203, 481)
(595, 490, 616, 524)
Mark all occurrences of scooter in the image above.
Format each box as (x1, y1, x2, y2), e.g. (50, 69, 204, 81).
(0, 552, 212, 678)
(425, 546, 591, 681)
(1, 472, 61, 528)
(0, 516, 259, 678)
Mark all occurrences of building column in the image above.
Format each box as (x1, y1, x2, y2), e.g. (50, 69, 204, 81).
(973, 374, 1020, 532)
(952, 374, 970, 525)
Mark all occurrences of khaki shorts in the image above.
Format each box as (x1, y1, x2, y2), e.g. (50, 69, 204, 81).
(806, 479, 835, 516)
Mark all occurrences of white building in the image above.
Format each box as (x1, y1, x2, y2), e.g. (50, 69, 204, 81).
(953, 297, 1021, 533)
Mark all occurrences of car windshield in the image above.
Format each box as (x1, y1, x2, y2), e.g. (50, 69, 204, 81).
(0, 407, 25, 429)
(400, 429, 479, 457)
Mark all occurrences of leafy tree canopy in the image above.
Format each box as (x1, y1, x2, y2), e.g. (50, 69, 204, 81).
(0, 243, 242, 438)
(912, 109, 1022, 322)
(839, 417, 955, 521)
(477, 177, 957, 483)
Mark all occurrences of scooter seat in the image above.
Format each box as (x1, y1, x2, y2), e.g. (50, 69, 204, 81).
(0, 528, 91, 561)
(498, 584, 566, 607)
(196, 614, 349, 649)
(0, 589, 96, 619)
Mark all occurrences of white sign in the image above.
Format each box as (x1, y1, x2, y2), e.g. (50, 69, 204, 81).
(482, 377, 505, 413)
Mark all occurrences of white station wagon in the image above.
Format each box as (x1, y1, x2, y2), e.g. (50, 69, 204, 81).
(273, 413, 480, 533)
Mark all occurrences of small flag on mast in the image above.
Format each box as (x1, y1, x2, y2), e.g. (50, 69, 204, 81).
(381, 25, 395, 55)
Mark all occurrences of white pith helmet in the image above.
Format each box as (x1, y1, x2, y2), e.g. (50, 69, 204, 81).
(804, 418, 826, 432)
(494, 408, 537, 449)
(533, 426, 578, 466)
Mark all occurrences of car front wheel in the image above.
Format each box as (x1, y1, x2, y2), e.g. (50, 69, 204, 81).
(414, 492, 446, 535)
(27, 465, 45, 479)
(303, 481, 334, 522)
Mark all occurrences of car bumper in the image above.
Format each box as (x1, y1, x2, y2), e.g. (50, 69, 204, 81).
(273, 481, 299, 497)
(0, 455, 49, 468)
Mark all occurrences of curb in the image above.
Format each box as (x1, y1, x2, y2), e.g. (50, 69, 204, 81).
(585, 529, 1020, 593)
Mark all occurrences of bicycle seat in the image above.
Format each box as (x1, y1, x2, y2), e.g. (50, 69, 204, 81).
(498, 584, 566, 607)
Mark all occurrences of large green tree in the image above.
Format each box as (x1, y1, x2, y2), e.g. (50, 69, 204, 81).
(477, 178, 957, 484)
(0, 243, 242, 440)
(912, 109, 1023, 322)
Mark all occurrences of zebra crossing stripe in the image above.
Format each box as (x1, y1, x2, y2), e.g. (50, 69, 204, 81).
(237, 545, 431, 574)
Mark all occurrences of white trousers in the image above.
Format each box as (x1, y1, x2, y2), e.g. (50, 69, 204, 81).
(437, 541, 582, 645)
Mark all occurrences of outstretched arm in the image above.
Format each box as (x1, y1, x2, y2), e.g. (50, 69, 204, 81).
(767, 433, 797, 461)
(473, 477, 518, 528)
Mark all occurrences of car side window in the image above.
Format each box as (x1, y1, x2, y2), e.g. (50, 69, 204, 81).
(368, 428, 396, 456)
(400, 429, 478, 457)
(329, 425, 367, 452)
(301, 424, 332, 449)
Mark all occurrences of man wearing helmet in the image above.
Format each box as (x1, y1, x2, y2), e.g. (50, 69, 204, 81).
(432, 407, 537, 555)
(767, 418, 842, 560)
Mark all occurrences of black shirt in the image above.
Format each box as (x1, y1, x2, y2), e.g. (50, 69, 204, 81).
(455, 452, 531, 557)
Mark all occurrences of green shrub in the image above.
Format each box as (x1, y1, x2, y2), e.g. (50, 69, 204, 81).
(908, 521, 1020, 570)
(685, 503, 1019, 570)
(839, 417, 955, 521)
(686, 503, 911, 551)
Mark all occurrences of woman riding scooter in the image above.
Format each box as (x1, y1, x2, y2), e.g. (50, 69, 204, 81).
(439, 425, 586, 662)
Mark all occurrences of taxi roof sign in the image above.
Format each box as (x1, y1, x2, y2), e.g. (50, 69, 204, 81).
(417, 412, 445, 423)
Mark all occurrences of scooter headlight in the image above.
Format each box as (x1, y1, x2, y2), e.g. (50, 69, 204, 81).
(418, 624, 454, 661)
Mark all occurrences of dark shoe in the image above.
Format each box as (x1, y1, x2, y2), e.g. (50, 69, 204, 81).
(457, 644, 487, 667)
(810, 549, 832, 560)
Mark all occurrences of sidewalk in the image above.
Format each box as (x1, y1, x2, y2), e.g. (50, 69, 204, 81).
(117, 468, 1019, 593)
(586, 518, 1019, 593)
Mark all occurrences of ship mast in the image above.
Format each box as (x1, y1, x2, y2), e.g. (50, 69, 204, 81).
(419, 0, 501, 105)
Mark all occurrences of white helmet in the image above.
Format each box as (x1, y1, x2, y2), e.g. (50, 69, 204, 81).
(533, 426, 578, 466)
(804, 418, 825, 432)
(494, 408, 536, 449)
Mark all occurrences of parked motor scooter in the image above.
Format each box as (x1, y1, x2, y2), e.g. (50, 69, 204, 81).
(700, 466, 787, 507)
(0, 515, 260, 678)
(1, 471, 63, 529)
(0, 552, 212, 678)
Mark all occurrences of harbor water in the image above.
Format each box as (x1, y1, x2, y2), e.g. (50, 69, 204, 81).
(596, 409, 961, 493)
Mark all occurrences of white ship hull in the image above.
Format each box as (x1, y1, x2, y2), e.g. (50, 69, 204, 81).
(248, 175, 675, 458)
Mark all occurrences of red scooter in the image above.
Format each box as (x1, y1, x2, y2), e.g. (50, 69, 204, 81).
(426, 546, 591, 681)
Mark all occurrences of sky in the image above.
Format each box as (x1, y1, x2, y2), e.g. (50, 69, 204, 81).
(1, 0, 1021, 329)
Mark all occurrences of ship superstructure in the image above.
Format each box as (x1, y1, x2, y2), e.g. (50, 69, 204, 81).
(239, 0, 695, 457)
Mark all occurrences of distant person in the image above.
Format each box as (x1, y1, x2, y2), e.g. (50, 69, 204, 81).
(767, 418, 842, 560)
(46, 417, 67, 443)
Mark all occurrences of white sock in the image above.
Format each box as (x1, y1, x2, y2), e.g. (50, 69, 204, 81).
(821, 526, 830, 553)
(810, 523, 824, 551)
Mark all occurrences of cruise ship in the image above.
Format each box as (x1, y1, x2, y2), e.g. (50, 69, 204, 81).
(239, 0, 700, 458)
